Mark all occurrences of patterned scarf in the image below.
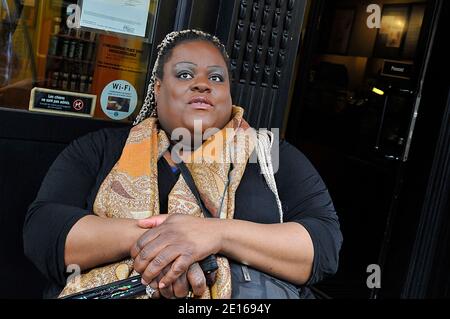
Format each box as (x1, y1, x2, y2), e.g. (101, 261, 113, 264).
(59, 106, 255, 299)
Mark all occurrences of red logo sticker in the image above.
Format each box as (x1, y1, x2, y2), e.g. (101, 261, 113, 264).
(73, 99, 84, 111)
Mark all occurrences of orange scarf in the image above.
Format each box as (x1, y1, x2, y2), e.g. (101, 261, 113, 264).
(59, 106, 255, 298)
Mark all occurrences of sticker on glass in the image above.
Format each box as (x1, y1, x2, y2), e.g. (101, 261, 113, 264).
(100, 80, 137, 120)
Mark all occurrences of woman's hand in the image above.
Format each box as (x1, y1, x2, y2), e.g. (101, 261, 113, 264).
(144, 262, 206, 299)
(135, 214, 210, 298)
(131, 214, 222, 289)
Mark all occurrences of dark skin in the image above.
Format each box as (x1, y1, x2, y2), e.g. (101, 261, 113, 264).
(154, 40, 233, 146)
(139, 40, 233, 298)
(137, 216, 207, 299)
(132, 40, 314, 294)
(64, 40, 233, 300)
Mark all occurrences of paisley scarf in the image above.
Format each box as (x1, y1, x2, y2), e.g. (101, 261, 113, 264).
(59, 106, 256, 299)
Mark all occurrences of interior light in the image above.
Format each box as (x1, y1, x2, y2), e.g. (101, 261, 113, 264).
(372, 87, 385, 96)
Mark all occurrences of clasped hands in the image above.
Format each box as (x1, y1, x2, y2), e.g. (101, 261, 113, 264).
(130, 214, 221, 299)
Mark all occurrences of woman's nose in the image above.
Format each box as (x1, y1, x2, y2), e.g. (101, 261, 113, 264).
(190, 76, 211, 92)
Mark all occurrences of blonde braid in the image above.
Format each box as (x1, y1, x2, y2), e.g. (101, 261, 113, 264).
(255, 130, 284, 223)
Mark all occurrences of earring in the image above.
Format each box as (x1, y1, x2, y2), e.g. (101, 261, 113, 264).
(150, 105, 157, 117)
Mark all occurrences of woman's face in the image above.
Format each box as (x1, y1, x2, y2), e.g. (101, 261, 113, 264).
(154, 40, 232, 140)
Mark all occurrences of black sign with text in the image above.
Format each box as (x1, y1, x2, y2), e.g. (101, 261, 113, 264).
(382, 61, 413, 79)
(30, 88, 95, 116)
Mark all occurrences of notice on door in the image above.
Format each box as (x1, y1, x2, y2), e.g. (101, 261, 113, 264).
(80, 0, 151, 37)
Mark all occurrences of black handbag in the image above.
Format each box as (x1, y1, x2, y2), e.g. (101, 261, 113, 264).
(230, 262, 300, 299)
(176, 160, 300, 299)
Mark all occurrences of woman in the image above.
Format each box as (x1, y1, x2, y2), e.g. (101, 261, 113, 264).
(23, 30, 342, 299)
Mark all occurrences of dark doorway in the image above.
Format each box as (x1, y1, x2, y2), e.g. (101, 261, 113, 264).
(285, 0, 441, 298)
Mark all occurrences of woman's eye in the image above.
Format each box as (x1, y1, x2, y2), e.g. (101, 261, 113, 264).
(178, 72, 193, 80)
(210, 74, 224, 82)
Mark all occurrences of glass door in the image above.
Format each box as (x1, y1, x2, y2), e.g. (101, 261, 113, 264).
(286, 0, 434, 298)
(1, 0, 159, 122)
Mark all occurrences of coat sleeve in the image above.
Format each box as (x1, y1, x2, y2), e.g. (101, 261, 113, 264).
(275, 140, 343, 285)
(23, 129, 107, 286)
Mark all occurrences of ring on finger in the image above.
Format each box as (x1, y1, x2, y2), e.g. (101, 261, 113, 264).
(146, 285, 158, 298)
(186, 290, 194, 299)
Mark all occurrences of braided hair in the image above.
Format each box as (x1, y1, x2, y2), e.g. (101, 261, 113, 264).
(133, 30, 230, 125)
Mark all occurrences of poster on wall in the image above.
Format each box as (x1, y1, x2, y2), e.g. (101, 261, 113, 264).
(373, 4, 411, 59)
(79, 0, 152, 37)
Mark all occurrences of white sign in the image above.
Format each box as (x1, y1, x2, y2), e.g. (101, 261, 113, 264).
(101, 80, 137, 120)
(80, 0, 151, 37)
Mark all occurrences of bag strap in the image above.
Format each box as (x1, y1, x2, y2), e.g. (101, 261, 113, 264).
(169, 150, 221, 279)
(172, 148, 233, 219)
(176, 160, 214, 219)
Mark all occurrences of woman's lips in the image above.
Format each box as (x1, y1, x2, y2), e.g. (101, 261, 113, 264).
(189, 102, 214, 110)
(188, 96, 214, 110)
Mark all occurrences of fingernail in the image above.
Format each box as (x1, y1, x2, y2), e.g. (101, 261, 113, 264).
(141, 279, 148, 285)
(159, 282, 166, 289)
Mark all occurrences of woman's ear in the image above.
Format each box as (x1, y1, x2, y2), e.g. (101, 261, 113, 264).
(154, 79, 161, 101)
